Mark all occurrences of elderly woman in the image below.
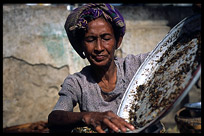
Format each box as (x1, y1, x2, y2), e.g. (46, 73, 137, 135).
(48, 3, 164, 133)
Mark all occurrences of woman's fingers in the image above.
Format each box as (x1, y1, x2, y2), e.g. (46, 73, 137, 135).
(110, 117, 128, 132)
(103, 117, 120, 132)
(82, 111, 135, 133)
(123, 120, 135, 131)
(103, 116, 135, 133)
(95, 125, 106, 133)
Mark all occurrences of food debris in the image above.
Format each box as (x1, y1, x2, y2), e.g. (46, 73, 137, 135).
(128, 31, 201, 129)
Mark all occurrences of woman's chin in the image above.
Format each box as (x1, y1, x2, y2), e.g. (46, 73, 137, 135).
(90, 58, 110, 68)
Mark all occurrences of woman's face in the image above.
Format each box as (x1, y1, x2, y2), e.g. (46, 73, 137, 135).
(83, 17, 118, 68)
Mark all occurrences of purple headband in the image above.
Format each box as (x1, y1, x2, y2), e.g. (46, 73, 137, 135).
(65, 3, 126, 59)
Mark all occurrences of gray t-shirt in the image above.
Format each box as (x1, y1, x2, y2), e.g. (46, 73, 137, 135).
(53, 53, 149, 114)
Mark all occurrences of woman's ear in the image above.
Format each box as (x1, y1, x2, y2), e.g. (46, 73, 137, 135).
(116, 36, 123, 49)
(81, 41, 86, 58)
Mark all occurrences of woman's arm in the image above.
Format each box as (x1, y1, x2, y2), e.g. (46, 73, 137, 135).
(48, 110, 86, 132)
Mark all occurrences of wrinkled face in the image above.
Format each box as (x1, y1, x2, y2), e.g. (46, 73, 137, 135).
(83, 17, 118, 68)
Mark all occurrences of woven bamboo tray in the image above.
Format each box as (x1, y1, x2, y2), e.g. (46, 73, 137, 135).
(3, 121, 49, 133)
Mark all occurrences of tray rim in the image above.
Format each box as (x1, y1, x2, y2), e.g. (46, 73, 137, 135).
(116, 14, 201, 133)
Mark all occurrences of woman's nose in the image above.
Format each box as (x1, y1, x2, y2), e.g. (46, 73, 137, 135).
(95, 38, 104, 52)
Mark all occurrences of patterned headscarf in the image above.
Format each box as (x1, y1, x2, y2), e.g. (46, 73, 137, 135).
(65, 3, 126, 59)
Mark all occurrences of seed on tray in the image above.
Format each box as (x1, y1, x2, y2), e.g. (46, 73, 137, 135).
(128, 31, 201, 129)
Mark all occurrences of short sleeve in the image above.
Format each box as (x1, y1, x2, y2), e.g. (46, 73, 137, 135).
(120, 53, 149, 82)
(52, 75, 81, 112)
(139, 52, 149, 63)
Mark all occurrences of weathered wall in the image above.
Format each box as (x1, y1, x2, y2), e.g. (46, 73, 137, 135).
(3, 5, 88, 75)
(3, 56, 69, 127)
(3, 4, 200, 130)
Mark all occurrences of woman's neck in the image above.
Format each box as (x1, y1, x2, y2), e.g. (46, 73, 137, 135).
(92, 61, 117, 92)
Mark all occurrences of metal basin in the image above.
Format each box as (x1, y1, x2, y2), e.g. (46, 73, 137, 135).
(117, 14, 201, 133)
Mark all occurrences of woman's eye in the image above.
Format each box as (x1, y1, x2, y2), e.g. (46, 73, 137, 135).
(102, 34, 112, 41)
(103, 37, 111, 41)
(84, 36, 95, 42)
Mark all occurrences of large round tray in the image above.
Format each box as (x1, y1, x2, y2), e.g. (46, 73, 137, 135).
(117, 14, 201, 133)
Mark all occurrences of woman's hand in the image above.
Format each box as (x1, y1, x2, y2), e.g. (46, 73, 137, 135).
(82, 110, 135, 133)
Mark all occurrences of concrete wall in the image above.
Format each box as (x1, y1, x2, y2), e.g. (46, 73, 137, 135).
(3, 4, 200, 130)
